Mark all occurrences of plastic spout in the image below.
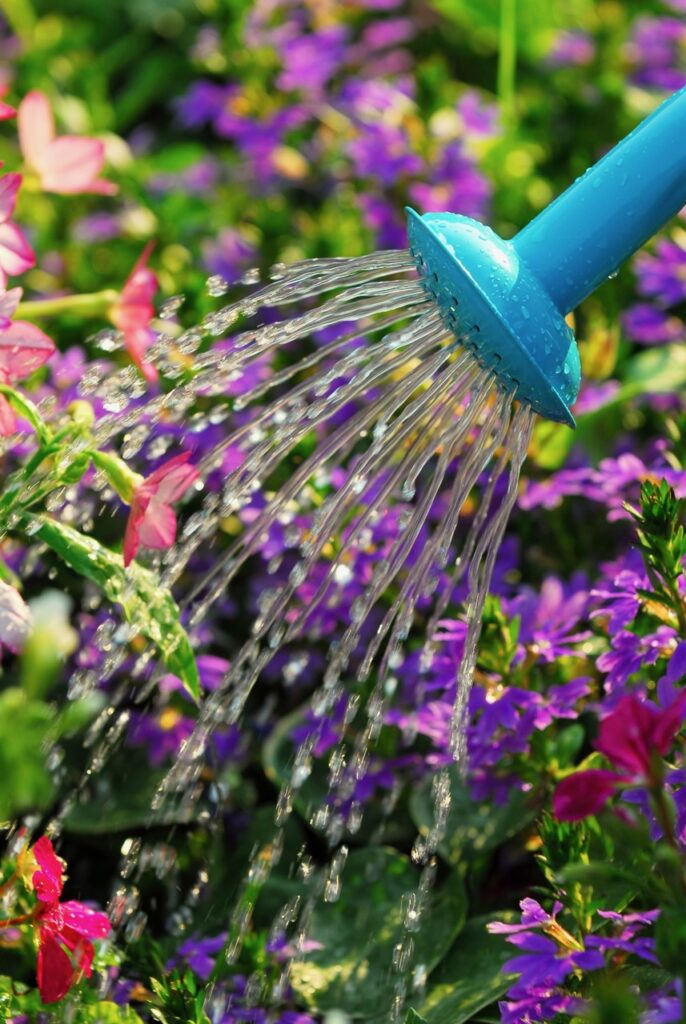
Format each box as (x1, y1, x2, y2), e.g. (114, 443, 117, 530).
(513, 86, 686, 314)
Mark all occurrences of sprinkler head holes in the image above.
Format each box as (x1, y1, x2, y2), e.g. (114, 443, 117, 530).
(407, 209, 580, 427)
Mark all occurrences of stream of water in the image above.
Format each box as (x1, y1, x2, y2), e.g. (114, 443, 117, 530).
(20, 250, 536, 1020)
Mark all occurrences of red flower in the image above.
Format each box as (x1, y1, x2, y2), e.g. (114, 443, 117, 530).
(123, 452, 199, 567)
(109, 243, 158, 382)
(31, 836, 110, 1004)
(553, 692, 686, 822)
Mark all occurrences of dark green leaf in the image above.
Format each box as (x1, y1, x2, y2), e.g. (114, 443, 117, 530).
(415, 914, 517, 1024)
(410, 766, 535, 866)
(290, 849, 467, 1018)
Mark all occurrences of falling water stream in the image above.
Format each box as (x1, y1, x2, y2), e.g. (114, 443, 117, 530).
(19, 250, 536, 1020)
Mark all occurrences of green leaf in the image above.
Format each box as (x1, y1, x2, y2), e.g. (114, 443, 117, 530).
(530, 418, 575, 471)
(410, 766, 535, 866)
(63, 749, 200, 833)
(27, 515, 200, 700)
(415, 914, 517, 1024)
(405, 1012, 428, 1024)
(73, 1003, 145, 1023)
(0, 689, 54, 821)
(290, 849, 467, 1018)
(263, 705, 409, 845)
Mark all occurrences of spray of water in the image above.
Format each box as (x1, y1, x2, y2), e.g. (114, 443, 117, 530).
(25, 249, 535, 1018)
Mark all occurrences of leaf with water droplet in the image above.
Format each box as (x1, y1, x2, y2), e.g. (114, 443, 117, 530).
(410, 913, 517, 1024)
(24, 515, 201, 701)
(289, 847, 467, 1018)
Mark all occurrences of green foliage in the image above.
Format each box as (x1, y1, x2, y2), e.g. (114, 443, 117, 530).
(412, 914, 517, 1024)
(626, 479, 686, 630)
(410, 766, 535, 867)
(290, 848, 467, 1018)
(29, 515, 200, 700)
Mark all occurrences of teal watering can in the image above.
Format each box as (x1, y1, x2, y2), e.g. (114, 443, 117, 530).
(407, 86, 686, 426)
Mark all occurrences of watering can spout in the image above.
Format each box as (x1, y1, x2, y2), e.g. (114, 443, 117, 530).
(513, 86, 686, 314)
(407, 85, 686, 426)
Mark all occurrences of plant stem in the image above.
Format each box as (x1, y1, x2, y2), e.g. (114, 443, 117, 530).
(0, 873, 17, 900)
(16, 289, 118, 320)
(497, 0, 517, 131)
(0, 912, 33, 928)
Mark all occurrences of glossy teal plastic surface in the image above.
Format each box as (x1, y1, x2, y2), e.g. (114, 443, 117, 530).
(407, 85, 686, 426)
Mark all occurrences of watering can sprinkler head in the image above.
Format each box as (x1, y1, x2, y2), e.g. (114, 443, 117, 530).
(407, 85, 686, 428)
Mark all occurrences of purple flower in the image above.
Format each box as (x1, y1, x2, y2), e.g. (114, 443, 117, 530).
(359, 193, 407, 248)
(508, 574, 591, 663)
(277, 26, 348, 96)
(409, 140, 491, 221)
(175, 80, 236, 128)
(634, 238, 686, 307)
(626, 17, 686, 92)
(546, 29, 596, 67)
(348, 123, 423, 186)
(202, 228, 258, 286)
(488, 899, 604, 1023)
(596, 626, 676, 696)
(623, 304, 684, 346)
(591, 550, 647, 632)
(586, 909, 660, 965)
(168, 932, 228, 980)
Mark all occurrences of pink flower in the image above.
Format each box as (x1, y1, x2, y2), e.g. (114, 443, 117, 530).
(0, 171, 35, 288)
(553, 692, 686, 821)
(31, 836, 110, 1004)
(17, 90, 116, 196)
(109, 243, 158, 382)
(123, 452, 200, 567)
(0, 316, 55, 435)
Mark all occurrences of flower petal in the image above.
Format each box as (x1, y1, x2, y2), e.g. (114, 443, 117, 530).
(552, 769, 625, 821)
(0, 393, 17, 436)
(37, 927, 75, 1003)
(146, 452, 200, 504)
(39, 137, 107, 194)
(17, 91, 54, 171)
(0, 320, 55, 381)
(60, 901, 111, 939)
(138, 501, 177, 550)
(0, 221, 36, 280)
(0, 173, 22, 224)
(32, 836, 64, 904)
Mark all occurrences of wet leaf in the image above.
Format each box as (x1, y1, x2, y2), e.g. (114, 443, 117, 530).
(290, 848, 467, 1018)
(27, 515, 200, 700)
(409, 766, 535, 866)
(414, 914, 517, 1024)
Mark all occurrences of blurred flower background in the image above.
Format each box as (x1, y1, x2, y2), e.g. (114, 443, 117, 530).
(1, 1, 686, 1023)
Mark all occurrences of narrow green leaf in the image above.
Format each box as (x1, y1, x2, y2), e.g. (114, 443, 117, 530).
(27, 515, 200, 700)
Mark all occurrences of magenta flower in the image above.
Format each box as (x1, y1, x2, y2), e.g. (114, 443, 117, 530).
(123, 452, 200, 566)
(0, 171, 35, 288)
(553, 692, 686, 821)
(17, 91, 116, 196)
(31, 836, 110, 1003)
(109, 243, 158, 382)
